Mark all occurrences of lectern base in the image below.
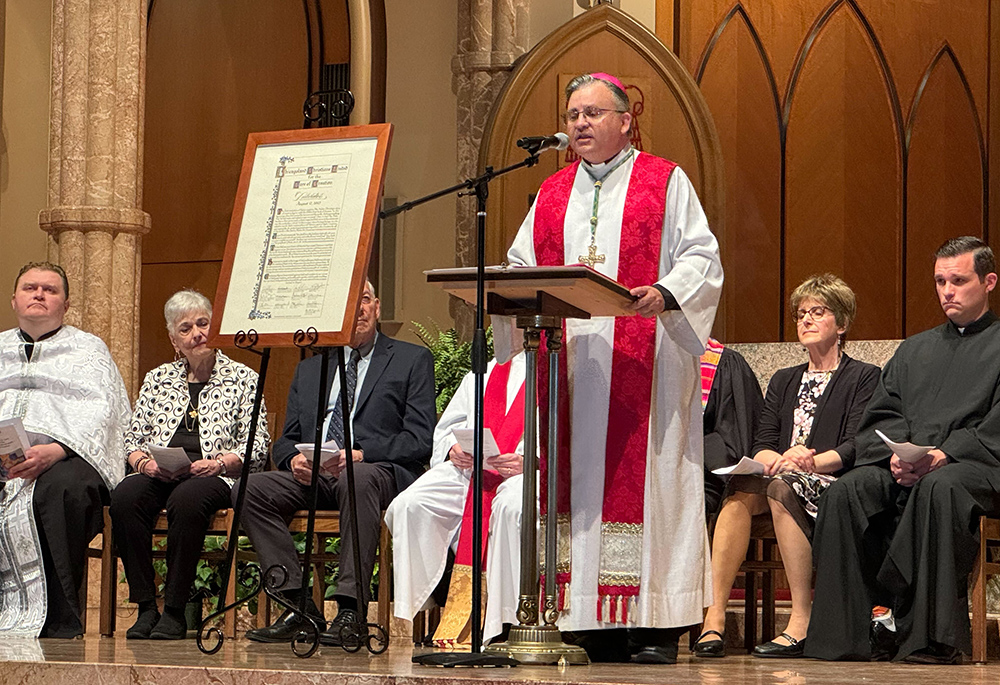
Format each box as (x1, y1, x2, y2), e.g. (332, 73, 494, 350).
(484, 624, 590, 665)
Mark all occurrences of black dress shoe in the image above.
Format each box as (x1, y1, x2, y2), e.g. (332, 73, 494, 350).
(319, 608, 361, 647)
(246, 608, 324, 644)
(149, 611, 187, 640)
(692, 629, 726, 658)
(902, 642, 961, 665)
(753, 632, 805, 658)
(126, 608, 161, 640)
(631, 645, 678, 664)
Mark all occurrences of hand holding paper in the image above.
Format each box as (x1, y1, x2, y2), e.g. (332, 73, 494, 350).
(149, 446, 193, 480)
(295, 439, 341, 467)
(875, 429, 935, 464)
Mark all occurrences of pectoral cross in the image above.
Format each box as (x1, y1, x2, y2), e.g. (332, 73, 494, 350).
(578, 241, 605, 268)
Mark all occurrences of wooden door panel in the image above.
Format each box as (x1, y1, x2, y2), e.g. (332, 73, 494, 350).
(905, 49, 986, 336)
(698, 12, 782, 342)
(784, 7, 901, 341)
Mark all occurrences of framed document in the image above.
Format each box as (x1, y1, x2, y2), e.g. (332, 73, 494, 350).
(209, 124, 393, 348)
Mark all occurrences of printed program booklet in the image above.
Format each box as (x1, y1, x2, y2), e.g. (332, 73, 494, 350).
(0, 418, 30, 482)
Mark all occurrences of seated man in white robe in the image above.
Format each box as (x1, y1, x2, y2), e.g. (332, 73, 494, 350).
(0, 262, 130, 637)
(386, 351, 526, 647)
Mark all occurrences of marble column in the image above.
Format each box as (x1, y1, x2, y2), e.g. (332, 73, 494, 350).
(38, 0, 150, 396)
(451, 0, 529, 336)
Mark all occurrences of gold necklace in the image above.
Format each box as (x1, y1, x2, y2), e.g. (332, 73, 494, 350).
(184, 385, 199, 431)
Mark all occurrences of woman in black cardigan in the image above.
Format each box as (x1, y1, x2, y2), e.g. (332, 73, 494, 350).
(694, 275, 880, 659)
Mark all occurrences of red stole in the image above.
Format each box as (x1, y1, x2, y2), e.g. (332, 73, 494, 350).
(432, 360, 526, 646)
(532, 152, 675, 623)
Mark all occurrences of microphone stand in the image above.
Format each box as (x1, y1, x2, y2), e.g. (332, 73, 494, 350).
(380, 149, 551, 667)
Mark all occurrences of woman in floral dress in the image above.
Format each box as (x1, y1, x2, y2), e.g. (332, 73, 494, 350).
(694, 275, 880, 659)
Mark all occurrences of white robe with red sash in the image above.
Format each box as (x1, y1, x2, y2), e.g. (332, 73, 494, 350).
(385, 354, 527, 642)
(500, 148, 722, 631)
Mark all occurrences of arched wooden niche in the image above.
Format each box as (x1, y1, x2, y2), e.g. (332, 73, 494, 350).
(479, 5, 727, 337)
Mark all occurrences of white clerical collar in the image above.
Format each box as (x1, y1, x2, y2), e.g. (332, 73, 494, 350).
(582, 145, 633, 179)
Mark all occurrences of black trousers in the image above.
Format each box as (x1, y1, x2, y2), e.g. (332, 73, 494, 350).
(109, 474, 231, 609)
(33, 456, 109, 638)
(806, 462, 1000, 660)
(235, 463, 397, 606)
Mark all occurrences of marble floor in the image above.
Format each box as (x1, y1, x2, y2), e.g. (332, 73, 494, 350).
(0, 636, 998, 685)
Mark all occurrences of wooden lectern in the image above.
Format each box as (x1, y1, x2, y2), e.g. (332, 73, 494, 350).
(426, 265, 637, 665)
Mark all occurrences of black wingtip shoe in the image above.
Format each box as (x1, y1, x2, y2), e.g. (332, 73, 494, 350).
(246, 604, 324, 644)
(319, 608, 361, 647)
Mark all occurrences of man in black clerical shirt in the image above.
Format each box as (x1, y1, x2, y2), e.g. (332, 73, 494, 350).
(806, 236, 1000, 664)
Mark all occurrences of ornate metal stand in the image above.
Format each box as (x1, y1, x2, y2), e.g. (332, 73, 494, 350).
(196, 329, 388, 658)
(197, 330, 270, 655)
(484, 317, 588, 665)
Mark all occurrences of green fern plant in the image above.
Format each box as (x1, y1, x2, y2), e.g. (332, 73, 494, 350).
(412, 321, 493, 413)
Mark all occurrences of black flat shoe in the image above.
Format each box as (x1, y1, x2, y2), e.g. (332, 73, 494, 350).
(753, 632, 805, 658)
(692, 629, 725, 658)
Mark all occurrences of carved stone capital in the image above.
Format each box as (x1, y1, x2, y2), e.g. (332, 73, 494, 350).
(38, 206, 152, 236)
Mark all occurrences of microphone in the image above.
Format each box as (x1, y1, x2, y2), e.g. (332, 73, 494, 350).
(516, 132, 570, 154)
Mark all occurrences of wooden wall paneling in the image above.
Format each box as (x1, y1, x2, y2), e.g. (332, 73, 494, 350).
(144, 2, 318, 264)
(684, 1, 834, 100)
(695, 7, 782, 342)
(990, 0, 1000, 258)
(782, 3, 902, 341)
(855, 0, 989, 129)
(905, 47, 987, 336)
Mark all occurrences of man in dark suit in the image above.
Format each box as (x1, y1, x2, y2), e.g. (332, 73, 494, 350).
(238, 280, 435, 645)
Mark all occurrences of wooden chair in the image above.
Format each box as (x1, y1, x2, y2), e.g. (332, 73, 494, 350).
(738, 514, 782, 652)
(738, 512, 999, 662)
(970, 515, 1000, 663)
(101, 507, 392, 638)
(251, 510, 392, 633)
(99, 507, 238, 637)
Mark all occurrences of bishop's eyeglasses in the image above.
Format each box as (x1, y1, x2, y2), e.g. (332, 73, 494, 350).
(563, 106, 627, 125)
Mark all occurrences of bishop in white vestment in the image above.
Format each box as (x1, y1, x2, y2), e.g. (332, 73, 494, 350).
(498, 73, 723, 663)
(0, 263, 130, 637)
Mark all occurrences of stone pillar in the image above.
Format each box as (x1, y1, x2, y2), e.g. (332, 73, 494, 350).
(451, 0, 529, 336)
(39, 0, 150, 396)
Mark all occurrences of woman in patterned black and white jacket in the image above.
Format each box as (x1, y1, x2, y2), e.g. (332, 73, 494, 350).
(110, 289, 269, 640)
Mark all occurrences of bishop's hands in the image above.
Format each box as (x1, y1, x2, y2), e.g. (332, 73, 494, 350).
(290, 450, 363, 485)
(9, 443, 68, 481)
(628, 285, 665, 318)
(890, 448, 948, 487)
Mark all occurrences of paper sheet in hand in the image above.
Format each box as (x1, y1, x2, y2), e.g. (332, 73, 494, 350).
(875, 430, 934, 464)
(296, 440, 341, 466)
(451, 428, 501, 459)
(711, 456, 765, 476)
(0, 418, 29, 482)
(149, 446, 193, 477)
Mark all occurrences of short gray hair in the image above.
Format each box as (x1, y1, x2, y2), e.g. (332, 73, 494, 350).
(164, 289, 212, 335)
(565, 74, 629, 112)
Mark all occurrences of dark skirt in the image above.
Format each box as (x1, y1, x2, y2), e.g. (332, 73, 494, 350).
(726, 471, 838, 540)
